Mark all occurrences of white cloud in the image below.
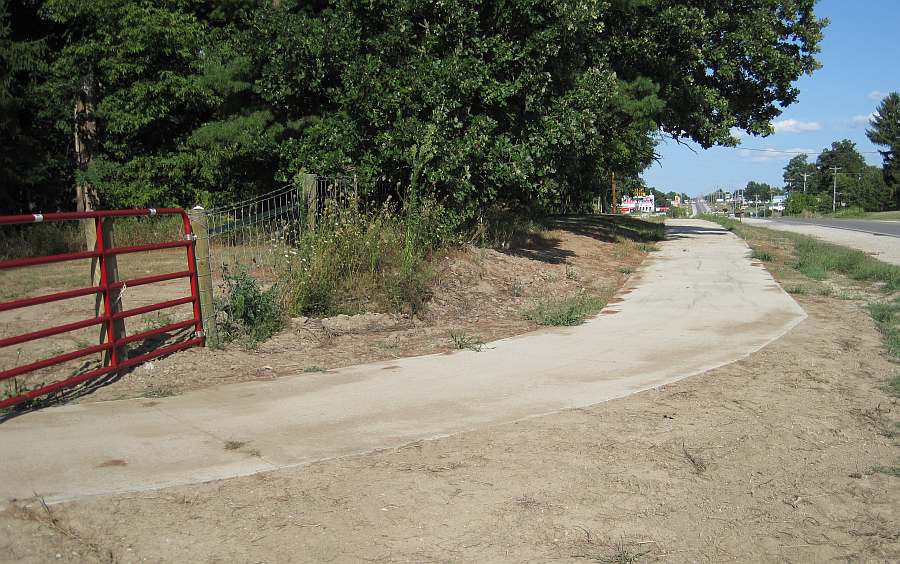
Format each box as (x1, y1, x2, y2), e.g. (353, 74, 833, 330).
(729, 127, 746, 139)
(849, 112, 876, 128)
(868, 90, 889, 100)
(737, 148, 815, 162)
(771, 119, 821, 133)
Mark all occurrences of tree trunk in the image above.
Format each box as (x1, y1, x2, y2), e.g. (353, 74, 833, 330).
(74, 73, 98, 248)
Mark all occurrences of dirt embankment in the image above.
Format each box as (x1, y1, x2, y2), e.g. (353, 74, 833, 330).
(1, 224, 898, 563)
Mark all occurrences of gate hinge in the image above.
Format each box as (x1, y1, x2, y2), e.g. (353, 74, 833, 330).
(195, 330, 205, 338)
(183, 233, 198, 241)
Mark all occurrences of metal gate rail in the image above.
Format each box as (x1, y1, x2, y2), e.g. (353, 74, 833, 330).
(0, 209, 204, 410)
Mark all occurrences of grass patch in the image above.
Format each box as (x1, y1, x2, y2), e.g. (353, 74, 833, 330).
(617, 266, 635, 275)
(870, 464, 900, 478)
(785, 285, 807, 295)
(885, 374, 900, 398)
(599, 541, 649, 564)
(224, 440, 246, 451)
(868, 298, 900, 360)
(303, 366, 324, 373)
(637, 243, 659, 253)
(523, 291, 606, 326)
(140, 385, 176, 398)
(750, 248, 774, 262)
(793, 237, 900, 291)
(449, 330, 484, 352)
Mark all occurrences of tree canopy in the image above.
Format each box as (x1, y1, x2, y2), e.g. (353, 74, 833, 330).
(1, 0, 826, 220)
(867, 92, 900, 208)
(782, 138, 895, 213)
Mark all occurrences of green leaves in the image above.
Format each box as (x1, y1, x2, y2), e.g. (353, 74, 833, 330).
(3, 0, 827, 217)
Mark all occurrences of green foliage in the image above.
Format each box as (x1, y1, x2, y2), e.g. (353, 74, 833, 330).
(751, 248, 774, 262)
(868, 298, 900, 360)
(282, 199, 450, 317)
(793, 238, 900, 291)
(745, 181, 774, 202)
(867, 92, 900, 208)
(1, 0, 826, 218)
(523, 291, 606, 326)
(449, 330, 484, 352)
(783, 154, 817, 191)
(216, 269, 284, 345)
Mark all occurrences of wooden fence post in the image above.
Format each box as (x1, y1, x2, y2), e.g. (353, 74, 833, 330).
(189, 206, 218, 347)
(303, 173, 318, 229)
(97, 217, 128, 364)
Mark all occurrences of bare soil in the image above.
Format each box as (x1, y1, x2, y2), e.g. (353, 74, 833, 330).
(3, 220, 649, 404)
(1, 224, 898, 563)
(1, 278, 898, 563)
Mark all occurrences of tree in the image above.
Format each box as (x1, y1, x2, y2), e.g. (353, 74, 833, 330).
(782, 154, 816, 192)
(815, 139, 866, 197)
(744, 181, 773, 202)
(0, 0, 71, 214)
(842, 165, 895, 211)
(866, 92, 900, 209)
(1, 0, 827, 218)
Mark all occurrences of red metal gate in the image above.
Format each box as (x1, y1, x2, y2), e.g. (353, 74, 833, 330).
(0, 209, 204, 410)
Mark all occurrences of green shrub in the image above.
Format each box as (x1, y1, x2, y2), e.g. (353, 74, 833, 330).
(216, 268, 284, 345)
(281, 199, 451, 317)
(523, 291, 606, 326)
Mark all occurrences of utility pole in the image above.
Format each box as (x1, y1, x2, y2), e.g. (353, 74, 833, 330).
(801, 172, 811, 193)
(830, 167, 841, 213)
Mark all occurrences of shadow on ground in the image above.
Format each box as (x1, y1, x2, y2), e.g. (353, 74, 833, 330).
(0, 328, 192, 423)
(547, 214, 666, 243)
(665, 224, 729, 240)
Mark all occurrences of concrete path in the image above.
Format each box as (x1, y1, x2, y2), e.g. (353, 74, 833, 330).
(743, 218, 900, 266)
(0, 220, 806, 506)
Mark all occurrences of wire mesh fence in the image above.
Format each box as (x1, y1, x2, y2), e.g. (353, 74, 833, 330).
(201, 174, 359, 283)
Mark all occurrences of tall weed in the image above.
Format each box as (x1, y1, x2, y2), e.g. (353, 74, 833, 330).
(281, 199, 451, 317)
(216, 268, 284, 345)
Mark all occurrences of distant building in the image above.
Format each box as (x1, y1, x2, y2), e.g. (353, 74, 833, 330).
(769, 194, 786, 212)
(672, 194, 682, 208)
(620, 193, 655, 214)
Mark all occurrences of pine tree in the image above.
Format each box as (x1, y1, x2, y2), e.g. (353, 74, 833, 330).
(866, 92, 900, 209)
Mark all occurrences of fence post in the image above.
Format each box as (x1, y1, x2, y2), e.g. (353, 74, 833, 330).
(96, 217, 128, 364)
(189, 206, 218, 347)
(302, 173, 318, 229)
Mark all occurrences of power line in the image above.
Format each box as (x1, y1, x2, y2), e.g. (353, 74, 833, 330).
(727, 146, 883, 155)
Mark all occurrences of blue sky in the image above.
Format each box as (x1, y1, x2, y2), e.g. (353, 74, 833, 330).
(642, 0, 899, 196)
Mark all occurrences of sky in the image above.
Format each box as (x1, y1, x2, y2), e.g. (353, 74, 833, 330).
(642, 0, 900, 197)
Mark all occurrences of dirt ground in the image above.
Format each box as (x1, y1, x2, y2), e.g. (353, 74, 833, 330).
(2, 217, 652, 404)
(1, 223, 898, 563)
(1, 269, 898, 563)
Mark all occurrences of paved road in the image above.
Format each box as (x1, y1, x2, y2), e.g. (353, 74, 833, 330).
(771, 217, 900, 238)
(0, 220, 807, 506)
